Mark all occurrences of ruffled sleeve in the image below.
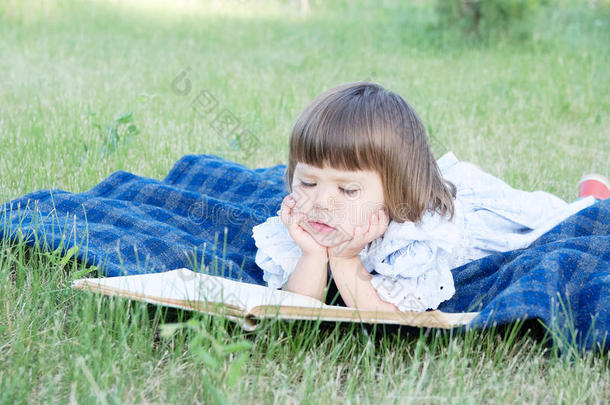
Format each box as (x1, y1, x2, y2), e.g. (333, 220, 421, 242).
(251, 212, 303, 289)
(360, 207, 466, 311)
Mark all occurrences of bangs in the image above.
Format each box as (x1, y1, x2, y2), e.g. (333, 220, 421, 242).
(289, 86, 389, 172)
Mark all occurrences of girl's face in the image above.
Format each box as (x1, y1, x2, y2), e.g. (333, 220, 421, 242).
(291, 162, 386, 248)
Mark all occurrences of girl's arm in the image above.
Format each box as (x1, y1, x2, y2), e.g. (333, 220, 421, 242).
(282, 253, 328, 301)
(329, 256, 401, 312)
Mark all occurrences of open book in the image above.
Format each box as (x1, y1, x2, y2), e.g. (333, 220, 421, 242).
(71, 268, 479, 331)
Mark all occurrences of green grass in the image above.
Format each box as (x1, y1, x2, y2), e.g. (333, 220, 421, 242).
(1, 0, 609, 402)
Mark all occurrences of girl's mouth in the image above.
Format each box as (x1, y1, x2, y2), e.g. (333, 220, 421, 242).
(308, 221, 336, 234)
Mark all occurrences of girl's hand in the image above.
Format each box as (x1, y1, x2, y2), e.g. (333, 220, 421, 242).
(280, 194, 328, 260)
(328, 208, 390, 261)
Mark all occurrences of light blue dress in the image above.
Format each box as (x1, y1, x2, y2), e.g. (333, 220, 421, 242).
(251, 151, 596, 312)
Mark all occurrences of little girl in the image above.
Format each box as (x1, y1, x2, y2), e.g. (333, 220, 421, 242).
(252, 81, 601, 313)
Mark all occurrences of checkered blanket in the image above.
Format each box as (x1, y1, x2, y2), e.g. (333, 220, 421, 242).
(1, 154, 608, 351)
(439, 198, 609, 352)
(0, 154, 288, 285)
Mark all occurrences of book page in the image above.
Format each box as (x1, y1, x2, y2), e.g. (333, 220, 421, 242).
(71, 268, 335, 312)
(71, 268, 480, 329)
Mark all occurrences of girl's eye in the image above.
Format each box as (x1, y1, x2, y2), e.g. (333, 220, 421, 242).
(300, 181, 358, 196)
(340, 188, 358, 196)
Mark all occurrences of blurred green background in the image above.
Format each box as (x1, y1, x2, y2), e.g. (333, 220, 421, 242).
(0, 0, 608, 202)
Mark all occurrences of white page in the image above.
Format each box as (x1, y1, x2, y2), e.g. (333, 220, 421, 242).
(71, 268, 335, 312)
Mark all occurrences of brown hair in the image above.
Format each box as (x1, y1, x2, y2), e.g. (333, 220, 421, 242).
(284, 81, 456, 224)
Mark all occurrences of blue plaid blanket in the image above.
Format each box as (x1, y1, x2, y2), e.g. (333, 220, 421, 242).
(439, 198, 609, 352)
(0, 154, 287, 285)
(1, 154, 608, 351)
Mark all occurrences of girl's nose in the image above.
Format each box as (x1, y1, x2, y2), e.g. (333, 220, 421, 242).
(312, 185, 336, 212)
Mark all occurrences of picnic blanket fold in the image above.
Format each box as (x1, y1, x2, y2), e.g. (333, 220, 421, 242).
(1, 153, 608, 351)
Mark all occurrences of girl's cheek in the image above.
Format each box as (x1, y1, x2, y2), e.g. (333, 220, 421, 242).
(293, 188, 311, 209)
(344, 209, 363, 231)
(356, 205, 373, 224)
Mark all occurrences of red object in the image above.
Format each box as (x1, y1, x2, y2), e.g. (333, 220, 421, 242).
(578, 174, 610, 200)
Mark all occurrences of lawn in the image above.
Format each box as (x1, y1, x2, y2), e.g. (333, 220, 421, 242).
(0, 0, 608, 403)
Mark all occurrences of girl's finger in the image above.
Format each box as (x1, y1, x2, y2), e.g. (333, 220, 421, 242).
(280, 196, 294, 226)
(362, 214, 381, 242)
(294, 210, 309, 231)
(372, 214, 389, 240)
(284, 195, 294, 209)
(354, 225, 367, 242)
(284, 195, 293, 206)
(364, 216, 374, 235)
(379, 209, 389, 225)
